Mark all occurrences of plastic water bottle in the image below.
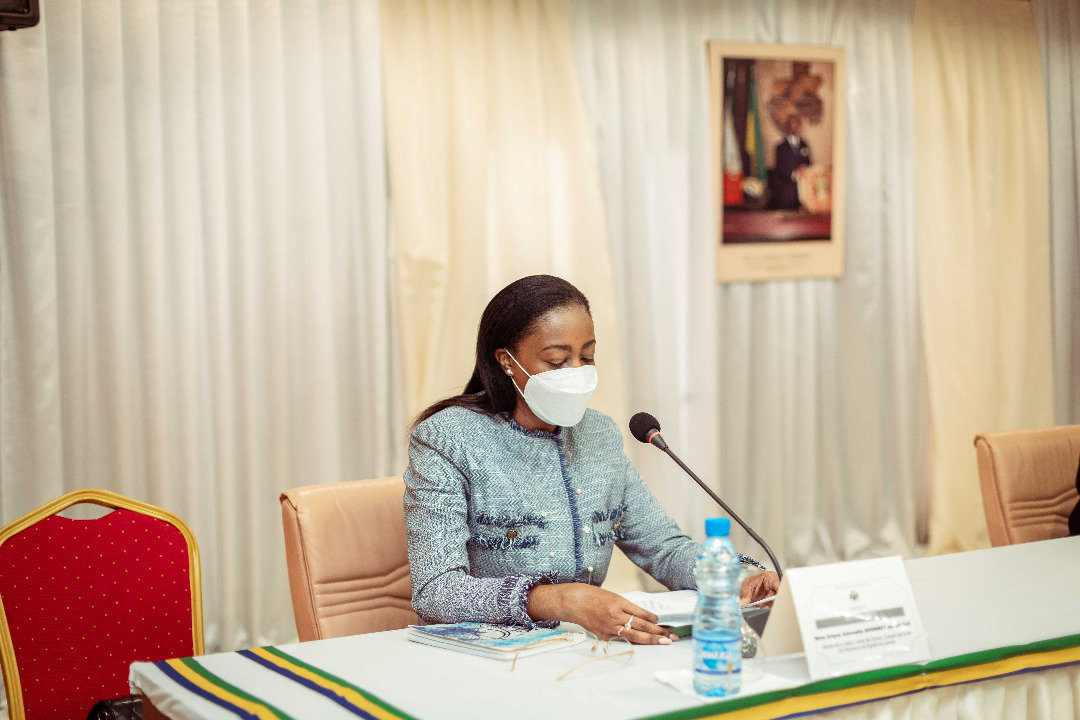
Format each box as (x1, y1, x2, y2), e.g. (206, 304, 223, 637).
(693, 517, 742, 697)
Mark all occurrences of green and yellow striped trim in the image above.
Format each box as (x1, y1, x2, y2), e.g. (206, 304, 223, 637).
(157, 657, 296, 720)
(639, 633, 1080, 720)
(239, 646, 419, 720)
(158, 631, 1080, 720)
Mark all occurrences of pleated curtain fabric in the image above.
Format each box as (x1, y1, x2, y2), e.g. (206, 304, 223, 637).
(1033, 0, 1080, 428)
(379, 0, 628, 434)
(570, 0, 926, 568)
(1, 0, 1077, 662)
(913, 0, 1054, 554)
(0, 0, 400, 650)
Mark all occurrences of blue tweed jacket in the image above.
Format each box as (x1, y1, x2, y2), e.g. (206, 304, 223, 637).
(403, 406, 760, 628)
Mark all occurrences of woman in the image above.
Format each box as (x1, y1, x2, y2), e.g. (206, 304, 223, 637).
(404, 275, 779, 645)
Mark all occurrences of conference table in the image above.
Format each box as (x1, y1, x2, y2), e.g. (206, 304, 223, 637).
(131, 536, 1080, 720)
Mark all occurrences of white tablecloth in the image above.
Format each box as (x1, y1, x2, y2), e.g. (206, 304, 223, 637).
(130, 627, 1080, 720)
(132, 538, 1080, 720)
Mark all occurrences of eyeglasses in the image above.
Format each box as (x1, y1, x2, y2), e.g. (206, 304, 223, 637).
(507, 634, 578, 671)
(556, 631, 634, 681)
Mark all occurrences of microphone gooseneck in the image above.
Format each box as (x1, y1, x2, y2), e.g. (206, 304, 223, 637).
(628, 411, 783, 581)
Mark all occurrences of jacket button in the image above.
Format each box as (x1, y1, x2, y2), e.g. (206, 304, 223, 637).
(506, 529, 518, 539)
(582, 526, 591, 534)
(549, 552, 555, 558)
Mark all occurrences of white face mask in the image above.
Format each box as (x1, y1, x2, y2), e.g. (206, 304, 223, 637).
(506, 351, 598, 427)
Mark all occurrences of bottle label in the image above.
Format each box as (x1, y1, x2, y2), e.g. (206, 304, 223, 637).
(694, 632, 741, 678)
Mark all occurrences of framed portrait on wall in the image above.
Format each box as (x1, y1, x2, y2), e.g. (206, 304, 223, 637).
(708, 42, 845, 283)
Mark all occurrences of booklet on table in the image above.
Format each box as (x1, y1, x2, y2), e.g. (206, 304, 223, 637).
(407, 623, 584, 660)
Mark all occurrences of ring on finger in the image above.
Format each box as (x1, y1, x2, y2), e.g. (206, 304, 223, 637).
(624, 616, 634, 631)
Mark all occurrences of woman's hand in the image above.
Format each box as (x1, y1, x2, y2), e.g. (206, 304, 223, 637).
(527, 583, 679, 645)
(739, 571, 780, 605)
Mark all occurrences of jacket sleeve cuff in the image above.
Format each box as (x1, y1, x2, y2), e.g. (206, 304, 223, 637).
(499, 573, 559, 629)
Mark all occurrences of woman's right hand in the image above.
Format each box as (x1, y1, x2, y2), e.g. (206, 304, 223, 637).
(526, 582, 679, 645)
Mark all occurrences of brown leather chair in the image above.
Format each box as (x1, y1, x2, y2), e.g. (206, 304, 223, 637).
(974, 425, 1080, 546)
(280, 477, 418, 641)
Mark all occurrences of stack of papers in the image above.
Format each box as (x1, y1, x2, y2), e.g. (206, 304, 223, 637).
(407, 623, 584, 661)
(623, 590, 775, 638)
(621, 590, 697, 628)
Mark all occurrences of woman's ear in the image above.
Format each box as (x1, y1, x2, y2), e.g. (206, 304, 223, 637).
(493, 348, 515, 377)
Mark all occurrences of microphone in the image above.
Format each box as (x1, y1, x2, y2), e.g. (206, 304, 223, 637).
(629, 412, 783, 580)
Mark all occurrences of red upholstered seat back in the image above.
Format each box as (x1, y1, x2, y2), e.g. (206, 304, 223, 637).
(0, 506, 196, 720)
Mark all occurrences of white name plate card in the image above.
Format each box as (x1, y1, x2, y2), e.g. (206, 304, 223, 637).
(762, 556, 931, 680)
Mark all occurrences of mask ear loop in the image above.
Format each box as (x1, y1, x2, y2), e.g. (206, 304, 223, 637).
(505, 351, 532, 378)
(504, 351, 532, 398)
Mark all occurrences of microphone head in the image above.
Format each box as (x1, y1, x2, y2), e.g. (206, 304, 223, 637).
(629, 412, 662, 444)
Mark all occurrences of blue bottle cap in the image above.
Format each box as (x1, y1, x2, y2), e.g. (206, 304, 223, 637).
(705, 517, 731, 537)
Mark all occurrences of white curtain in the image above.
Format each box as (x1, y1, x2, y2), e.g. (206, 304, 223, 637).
(2, 0, 1077, 664)
(379, 0, 628, 428)
(571, 0, 925, 567)
(1034, 0, 1080, 427)
(913, 0, 1053, 555)
(0, 0, 400, 651)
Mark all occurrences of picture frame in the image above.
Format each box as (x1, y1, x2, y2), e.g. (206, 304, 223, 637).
(708, 42, 846, 283)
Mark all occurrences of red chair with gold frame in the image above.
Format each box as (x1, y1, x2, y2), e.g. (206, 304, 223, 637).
(0, 489, 204, 720)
